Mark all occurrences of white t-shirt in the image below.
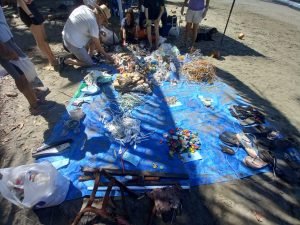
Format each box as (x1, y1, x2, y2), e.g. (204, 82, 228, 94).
(62, 5, 99, 48)
(0, 7, 13, 43)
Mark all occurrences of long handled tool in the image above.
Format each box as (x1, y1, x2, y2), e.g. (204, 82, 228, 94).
(211, 0, 236, 59)
(220, 0, 236, 46)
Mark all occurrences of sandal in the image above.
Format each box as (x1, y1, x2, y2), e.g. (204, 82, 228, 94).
(258, 150, 277, 175)
(230, 105, 265, 124)
(242, 125, 271, 135)
(238, 117, 259, 126)
(219, 131, 240, 147)
(243, 156, 268, 169)
(236, 133, 258, 158)
(58, 56, 66, 72)
(34, 86, 50, 100)
(220, 145, 235, 155)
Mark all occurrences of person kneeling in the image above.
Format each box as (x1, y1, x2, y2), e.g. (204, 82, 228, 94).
(61, 4, 114, 68)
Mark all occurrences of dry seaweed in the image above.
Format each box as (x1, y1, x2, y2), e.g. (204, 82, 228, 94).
(182, 60, 216, 84)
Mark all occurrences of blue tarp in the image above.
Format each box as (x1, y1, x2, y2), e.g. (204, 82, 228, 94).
(38, 64, 269, 200)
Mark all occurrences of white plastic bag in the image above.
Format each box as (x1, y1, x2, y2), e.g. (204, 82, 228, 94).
(168, 16, 180, 37)
(0, 161, 70, 208)
(99, 26, 119, 46)
(10, 57, 38, 82)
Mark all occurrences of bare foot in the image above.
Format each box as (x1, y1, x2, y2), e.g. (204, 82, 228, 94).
(43, 64, 55, 71)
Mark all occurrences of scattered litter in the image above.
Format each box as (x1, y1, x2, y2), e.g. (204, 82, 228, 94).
(181, 151, 203, 163)
(166, 128, 201, 159)
(238, 33, 245, 40)
(51, 158, 70, 169)
(253, 210, 264, 222)
(32, 139, 72, 158)
(68, 108, 85, 121)
(113, 72, 152, 94)
(81, 85, 100, 95)
(117, 93, 146, 111)
(198, 95, 213, 108)
(72, 96, 92, 107)
(5, 92, 18, 97)
(122, 151, 141, 166)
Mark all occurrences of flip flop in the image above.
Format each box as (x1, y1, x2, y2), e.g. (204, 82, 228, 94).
(219, 131, 240, 147)
(242, 125, 271, 135)
(220, 145, 235, 155)
(236, 133, 258, 158)
(233, 105, 265, 123)
(243, 156, 268, 169)
(238, 117, 261, 127)
(34, 86, 51, 100)
(258, 150, 277, 175)
(58, 56, 66, 72)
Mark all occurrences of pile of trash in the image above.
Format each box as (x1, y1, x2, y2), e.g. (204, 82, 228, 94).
(113, 72, 152, 94)
(164, 128, 201, 159)
(104, 115, 151, 146)
(182, 60, 216, 84)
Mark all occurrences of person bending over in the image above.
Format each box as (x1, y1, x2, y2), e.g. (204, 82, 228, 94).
(121, 8, 137, 46)
(144, 0, 164, 50)
(61, 4, 113, 68)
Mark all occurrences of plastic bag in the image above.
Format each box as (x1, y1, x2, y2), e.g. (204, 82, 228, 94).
(0, 161, 70, 208)
(10, 57, 39, 82)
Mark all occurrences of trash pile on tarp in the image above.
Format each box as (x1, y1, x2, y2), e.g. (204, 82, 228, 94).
(3, 43, 298, 206)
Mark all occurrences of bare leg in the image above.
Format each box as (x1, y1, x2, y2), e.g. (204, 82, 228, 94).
(154, 20, 160, 49)
(121, 28, 127, 45)
(185, 22, 192, 47)
(191, 22, 199, 48)
(30, 24, 57, 66)
(15, 75, 38, 108)
(146, 21, 152, 48)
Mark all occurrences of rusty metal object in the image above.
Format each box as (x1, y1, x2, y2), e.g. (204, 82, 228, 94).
(72, 169, 138, 225)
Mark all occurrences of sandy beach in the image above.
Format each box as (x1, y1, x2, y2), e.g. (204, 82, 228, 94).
(0, 0, 300, 224)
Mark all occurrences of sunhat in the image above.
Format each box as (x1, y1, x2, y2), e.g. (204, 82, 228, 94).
(96, 4, 111, 20)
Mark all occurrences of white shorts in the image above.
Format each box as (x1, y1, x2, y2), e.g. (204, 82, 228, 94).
(186, 9, 204, 24)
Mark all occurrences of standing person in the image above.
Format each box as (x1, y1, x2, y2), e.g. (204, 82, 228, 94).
(144, 0, 164, 50)
(121, 8, 137, 46)
(0, 6, 48, 112)
(17, 0, 58, 69)
(181, 0, 210, 50)
(61, 4, 113, 68)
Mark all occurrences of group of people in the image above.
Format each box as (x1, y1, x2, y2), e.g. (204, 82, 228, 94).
(0, 0, 209, 111)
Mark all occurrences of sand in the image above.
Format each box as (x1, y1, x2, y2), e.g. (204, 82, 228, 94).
(0, 0, 300, 224)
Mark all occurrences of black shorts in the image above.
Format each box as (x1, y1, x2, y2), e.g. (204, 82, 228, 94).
(18, 2, 44, 27)
(148, 11, 160, 21)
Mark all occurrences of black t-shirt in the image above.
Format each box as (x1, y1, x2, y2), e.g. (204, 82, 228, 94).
(144, 0, 164, 20)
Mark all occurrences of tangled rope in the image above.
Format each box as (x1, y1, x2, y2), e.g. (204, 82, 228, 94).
(117, 93, 146, 112)
(182, 60, 216, 84)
